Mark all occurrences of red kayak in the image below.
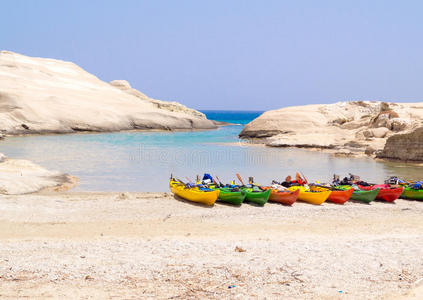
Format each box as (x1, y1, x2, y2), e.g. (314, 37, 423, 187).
(310, 186, 353, 204)
(358, 185, 404, 202)
(264, 188, 300, 206)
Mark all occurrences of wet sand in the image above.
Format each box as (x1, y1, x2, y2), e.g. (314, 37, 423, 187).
(0, 191, 422, 299)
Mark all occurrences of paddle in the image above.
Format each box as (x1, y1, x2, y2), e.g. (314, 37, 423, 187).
(215, 175, 224, 187)
(185, 177, 193, 183)
(236, 173, 245, 186)
(300, 171, 308, 184)
(176, 178, 186, 185)
(170, 174, 185, 185)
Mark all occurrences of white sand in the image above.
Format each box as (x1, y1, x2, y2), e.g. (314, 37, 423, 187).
(0, 191, 422, 299)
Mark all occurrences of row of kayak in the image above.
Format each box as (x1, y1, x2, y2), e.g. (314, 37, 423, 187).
(169, 177, 422, 207)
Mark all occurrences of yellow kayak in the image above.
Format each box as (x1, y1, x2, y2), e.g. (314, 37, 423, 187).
(169, 179, 219, 206)
(288, 186, 331, 205)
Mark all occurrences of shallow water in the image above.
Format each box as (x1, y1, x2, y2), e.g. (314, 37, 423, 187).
(0, 110, 422, 191)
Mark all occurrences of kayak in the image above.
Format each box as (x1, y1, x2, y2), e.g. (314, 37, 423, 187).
(401, 187, 423, 200)
(288, 186, 331, 205)
(263, 187, 300, 206)
(358, 185, 404, 202)
(169, 179, 219, 206)
(216, 187, 246, 205)
(337, 185, 379, 203)
(310, 186, 353, 204)
(242, 188, 271, 206)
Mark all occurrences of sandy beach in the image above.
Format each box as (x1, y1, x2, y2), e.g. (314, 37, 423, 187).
(0, 191, 422, 299)
(3, 2, 423, 299)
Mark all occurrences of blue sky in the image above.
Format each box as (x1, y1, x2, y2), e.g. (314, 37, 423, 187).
(2, 0, 422, 110)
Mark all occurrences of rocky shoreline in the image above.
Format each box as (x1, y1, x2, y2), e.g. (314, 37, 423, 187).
(0, 51, 220, 194)
(240, 101, 423, 161)
(0, 153, 76, 194)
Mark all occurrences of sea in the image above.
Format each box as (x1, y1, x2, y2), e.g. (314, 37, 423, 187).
(0, 110, 422, 192)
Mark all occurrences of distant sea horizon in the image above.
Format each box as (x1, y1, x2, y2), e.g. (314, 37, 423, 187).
(200, 110, 263, 125)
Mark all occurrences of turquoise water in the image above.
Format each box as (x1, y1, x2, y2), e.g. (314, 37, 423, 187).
(202, 110, 263, 125)
(0, 110, 422, 191)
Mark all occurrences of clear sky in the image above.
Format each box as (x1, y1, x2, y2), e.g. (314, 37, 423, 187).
(2, 0, 422, 110)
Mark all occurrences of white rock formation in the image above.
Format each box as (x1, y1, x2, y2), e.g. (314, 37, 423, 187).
(0, 153, 74, 194)
(0, 51, 216, 135)
(377, 127, 423, 161)
(240, 101, 423, 156)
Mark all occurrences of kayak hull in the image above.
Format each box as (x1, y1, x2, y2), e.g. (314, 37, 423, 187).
(310, 186, 353, 204)
(288, 186, 330, 205)
(169, 180, 219, 206)
(337, 185, 379, 203)
(242, 188, 271, 206)
(401, 187, 423, 200)
(264, 188, 299, 206)
(217, 188, 246, 205)
(359, 186, 404, 202)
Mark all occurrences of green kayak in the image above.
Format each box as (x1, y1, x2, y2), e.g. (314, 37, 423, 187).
(217, 188, 246, 205)
(337, 185, 379, 203)
(401, 187, 423, 200)
(242, 188, 271, 206)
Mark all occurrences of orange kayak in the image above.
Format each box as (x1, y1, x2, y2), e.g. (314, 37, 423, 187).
(263, 188, 299, 206)
(310, 186, 353, 204)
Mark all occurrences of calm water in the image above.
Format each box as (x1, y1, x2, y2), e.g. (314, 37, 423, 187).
(0, 110, 422, 191)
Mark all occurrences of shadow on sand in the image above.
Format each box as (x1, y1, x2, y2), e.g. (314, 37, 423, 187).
(215, 201, 242, 208)
(374, 199, 397, 205)
(265, 201, 294, 207)
(243, 201, 265, 207)
(172, 195, 214, 208)
(348, 199, 373, 205)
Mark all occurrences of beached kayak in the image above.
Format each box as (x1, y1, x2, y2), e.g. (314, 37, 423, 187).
(337, 185, 379, 203)
(310, 186, 353, 204)
(288, 186, 331, 205)
(401, 187, 423, 200)
(216, 188, 246, 205)
(263, 187, 300, 206)
(242, 188, 271, 206)
(358, 185, 404, 202)
(169, 179, 219, 206)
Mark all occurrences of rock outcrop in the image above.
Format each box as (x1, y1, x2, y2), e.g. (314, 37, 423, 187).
(0, 153, 75, 194)
(240, 101, 423, 156)
(377, 127, 423, 161)
(0, 51, 216, 135)
(109, 80, 206, 119)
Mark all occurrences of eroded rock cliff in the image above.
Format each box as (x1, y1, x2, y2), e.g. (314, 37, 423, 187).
(0, 51, 216, 135)
(377, 127, 423, 161)
(240, 101, 423, 156)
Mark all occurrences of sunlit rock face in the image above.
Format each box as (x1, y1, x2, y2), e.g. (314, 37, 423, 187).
(0, 51, 216, 135)
(240, 101, 423, 157)
(377, 127, 423, 161)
